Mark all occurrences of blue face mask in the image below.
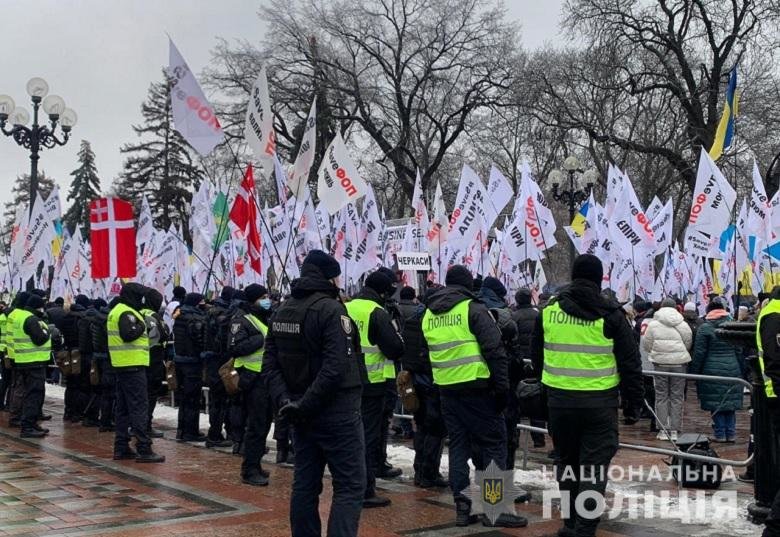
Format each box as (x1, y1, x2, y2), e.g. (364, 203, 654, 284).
(258, 298, 272, 310)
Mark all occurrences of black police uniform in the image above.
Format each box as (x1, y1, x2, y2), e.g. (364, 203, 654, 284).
(531, 273, 644, 537)
(78, 301, 101, 426)
(17, 300, 52, 436)
(228, 299, 270, 485)
(111, 284, 164, 462)
(203, 292, 234, 446)
(173, 297, 206, 441)
(142, 289, 168, 437)
(399, 297, 447, 487)
(54, 302, 88, 422)
(91, 303, 114, 431)
(264, 262, 366, 537)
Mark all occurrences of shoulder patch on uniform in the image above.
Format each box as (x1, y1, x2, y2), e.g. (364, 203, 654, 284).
(231, 322, 241, 334)
(341, 315, 352, 334)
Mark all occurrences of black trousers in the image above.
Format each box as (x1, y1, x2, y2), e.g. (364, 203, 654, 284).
(205, 352, 229, 440)
(291, 409, 365, 537)
(237, 368, 268, 476)
(441, 391, 507, 507)
(82, 355, 100, 422)
(0, 358, 12, 409)
(9, 367, 25, 420)
(19, 366, 46, 431)
(548, 406, 619, 537)
(361, 392, 385, 498)
(64, 363, 89, 420)
(98, 358, 116, 428)
(380, 379, 397, 467)
(273, 399, 293, 451)
(114, 368, 151, 453)
(147, 354, 165, 432)
(175, 362, 203, 438)
(412, 378, 445, 481)
(763, 411, 780, 537)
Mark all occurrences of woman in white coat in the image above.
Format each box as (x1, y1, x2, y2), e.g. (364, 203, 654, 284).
(641, 298, 693, 441)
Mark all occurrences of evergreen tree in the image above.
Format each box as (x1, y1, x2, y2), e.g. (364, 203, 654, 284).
(114, 70, 204, 243)
(63, 140, 102, 234)
(3, 171, 57, 245)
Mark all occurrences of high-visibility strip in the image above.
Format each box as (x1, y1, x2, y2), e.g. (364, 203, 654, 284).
(14, 348, 50, 354)
(544, 364, 617, 378)
(544, 342, 613, 354)
(428, 340, 473, 352)
(111, 344, 150, 351)
(365, 362, 384, 372)
(363, 345, 380, 353)
(430, 355, 484, 368)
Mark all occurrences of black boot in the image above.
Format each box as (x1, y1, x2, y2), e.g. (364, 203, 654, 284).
(482, 513, 528, 528)
(362, 495, 391, 508)
(135, 450, 165, 463)
(242, 471, 269, 487)
(113, 448, 137, 460)
(455, 499, 480, 527)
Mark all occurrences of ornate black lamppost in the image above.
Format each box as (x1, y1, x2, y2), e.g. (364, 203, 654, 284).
(0, 77, 77, 215)
(548, 156, 597, 261)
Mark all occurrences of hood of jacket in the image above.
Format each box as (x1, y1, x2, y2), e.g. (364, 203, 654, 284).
(554, 279, 620, 321)
(682, 310, 700, 322)
(705, 309, 731, 322)
(426, 285, 474, 314)
(653, 306, 684, 327)
(120, 283, 146, 311)
(478, 286, 507, 309)
(290, 264, 339, 299)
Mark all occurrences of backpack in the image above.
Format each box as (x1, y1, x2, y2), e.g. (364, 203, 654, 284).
(669, 433, 723, 489)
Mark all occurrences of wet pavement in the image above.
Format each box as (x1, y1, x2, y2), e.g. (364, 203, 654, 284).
(0, 382, 762, 536)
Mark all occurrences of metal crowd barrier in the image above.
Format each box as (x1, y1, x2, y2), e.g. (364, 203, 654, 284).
(394, 369, 754, 470)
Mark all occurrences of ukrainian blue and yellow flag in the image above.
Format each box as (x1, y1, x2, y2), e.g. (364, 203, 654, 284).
(709, 66, 738, 161)
(570, 200, 589, 237)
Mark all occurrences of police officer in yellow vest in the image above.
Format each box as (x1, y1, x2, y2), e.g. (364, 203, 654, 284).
(532, 254, 643, 537)
(15, 293, 53, 438)
(108, 283, 165, 463)
(756, 287, 780, 537)
(228, 283, 271, 487)
(0, 300, 12, 411)
(6, 291, 32, 427)
(422, 265, 526, 528)
(345, 270, 404, 509)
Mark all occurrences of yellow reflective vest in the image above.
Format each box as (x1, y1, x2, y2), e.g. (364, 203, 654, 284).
(345, 299, 393, 384)
(756, 299, 779, 399)
(541, 301, 619, 391)
(234, 314, 267, 373)
(5, 308, 26, 361)
(107, 303, 150, 368)
(12, 310, 51, 365)
(422, 299, 490, 386)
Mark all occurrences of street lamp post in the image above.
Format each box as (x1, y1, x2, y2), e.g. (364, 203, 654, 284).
(0, 77, 77, 216)
(548, 156, 598, 261)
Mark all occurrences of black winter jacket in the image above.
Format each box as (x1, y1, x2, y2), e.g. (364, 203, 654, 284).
(423, 285, 509, 393)
(116, 283, 147, 343)
(398, 299, 429, 375)
(510, 304, 539, 382)
(263, 264, 363, 418)
(228, 303, 266, 361)
(531, 278, 644, 409)
(173, 305, 206, 363)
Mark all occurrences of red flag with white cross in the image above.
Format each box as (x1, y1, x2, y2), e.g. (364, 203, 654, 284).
(90, 197, 137, 278)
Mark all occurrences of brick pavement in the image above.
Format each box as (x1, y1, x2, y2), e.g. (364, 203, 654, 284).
(0, 383, 763, 536)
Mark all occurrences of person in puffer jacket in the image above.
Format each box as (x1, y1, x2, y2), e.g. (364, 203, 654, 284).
(641, 298, 692, 441)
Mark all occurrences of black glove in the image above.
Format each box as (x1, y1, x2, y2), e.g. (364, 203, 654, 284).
(279, 400, 304, 424)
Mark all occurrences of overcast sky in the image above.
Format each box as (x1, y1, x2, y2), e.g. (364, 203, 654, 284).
(0, 0, 563, 211)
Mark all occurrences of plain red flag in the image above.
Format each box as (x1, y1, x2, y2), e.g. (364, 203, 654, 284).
(90, 197, 137, 278)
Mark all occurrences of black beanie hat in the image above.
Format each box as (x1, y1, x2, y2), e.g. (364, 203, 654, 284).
(54, 297, 65, 306)
(515, 288, 532, 306)
(303, 250, 341, 279)
(445, 265, 474, 290)
(233, 290, 246, 302)
(183, 292, 204, 307)
(32, 289, 47, 298)
(220, 286, 236, 301)
(26, 295, 45, 310)
(482, 276, 507, 298)
(14, 291, 31, 308)
(376, 266, 398, 284)
(173, 286, 186, 300)
(572, 254, 603, 285)
(92, 297, 108, 310)
(74, 294, 91, 308)
(399, 286, 416, 300)
(244, 284, 268, 303)
(365, 271, 394, 295)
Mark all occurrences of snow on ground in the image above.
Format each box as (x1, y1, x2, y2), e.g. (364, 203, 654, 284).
(43, 384, 761, 534)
